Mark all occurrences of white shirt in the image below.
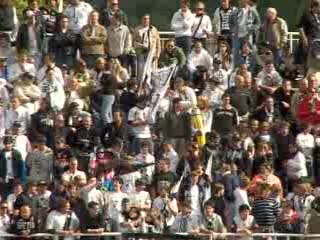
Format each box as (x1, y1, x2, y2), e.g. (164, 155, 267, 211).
(188, 49, 213, 72)
(129, 190, 151, 209)
(128, 106, 152, 139)
(39, 78, 66, 111)
(120, 171, 142, 193)
(6, 193, 18, 212)
(81, 187, 104, 207)
(104, 192, 128, 222)
(63, 2, 93, 34)
(233, 215, 255, 240)
(192, 15, 212, 39)
(135, 153, 155, 183)
(189, 185, 201, 215)
(4, 106, 29, 132)
(8, 63, 36, 83)
(37, 65, 64, 86)
(152, 196, 177, 226)
(0, 214, 10, 234)
(256, 69, 282, 87)
(5, 151, 13, 181)
(163, 148, 179, 172)
(296, 133, 315, 150)
(175, 86, 197, 110)
(12, 134, 31, 161)
(287, 151, 307, 180)
(46, 210, 79, 240)
(211, 68, 229, 90)
(61, 170, 86, 183)
(171, 9, 195, 37)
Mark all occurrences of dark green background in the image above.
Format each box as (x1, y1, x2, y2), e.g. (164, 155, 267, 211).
(109, 0, 310, 31)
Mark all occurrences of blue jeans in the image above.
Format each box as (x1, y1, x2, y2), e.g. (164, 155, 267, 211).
(101, 95, 115, 125)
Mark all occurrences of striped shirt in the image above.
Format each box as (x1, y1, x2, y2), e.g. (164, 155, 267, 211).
(252, 198, 280, 227)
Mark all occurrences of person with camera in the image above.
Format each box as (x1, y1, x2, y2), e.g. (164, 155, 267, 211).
(199, 201, 226, 235)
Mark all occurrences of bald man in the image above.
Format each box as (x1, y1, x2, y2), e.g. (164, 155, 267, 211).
(260, 7, 288, 65)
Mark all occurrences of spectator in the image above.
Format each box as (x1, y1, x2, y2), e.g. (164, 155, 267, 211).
(171, 0, 194, 57)
(8, 52, 36, 84)
(81, 201, 105, 237)
(273, 79, 294, 122)
(187, 41, 213, 74)
(106, 13, 132, 67)
(256, 61, 283, 94)
(191, 1, 212, 49)
(9, 205, 36, 237)
(251, 183, 280, 233)
(158, 39, 186, 68)
(260, 8, 288, 65)
(199, 201, 226, 234)
(212, 93, 239, 139)
(0, 135, 25, 198)
(232, 204, 257, 237)
(61, 158, 86, 184)
(46, 198, 80, 235)
(134, 14, 161, 78)
(63, 0, 93, 34)
(100, 0, 128, 29)
(16, 10, 43, 67)
(26, 135, 53, 183)
(81, 10, 107, 68)
(170, 201, 200, 233)
(212, 0, 237, 46)
(48, 15, 78, 68)
(0, 202, 10, 235)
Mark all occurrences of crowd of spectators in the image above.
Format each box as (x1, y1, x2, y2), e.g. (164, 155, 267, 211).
(1, 0, 320, 238)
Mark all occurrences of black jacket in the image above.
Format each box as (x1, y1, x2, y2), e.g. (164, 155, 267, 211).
(16, 23, 43, 53)
(0, 149, 24, 182)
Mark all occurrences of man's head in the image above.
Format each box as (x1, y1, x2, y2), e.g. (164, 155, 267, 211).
(58, 198, 70, 214)
(20, 205, 32, 219)
(69, 157, 79, 172)
(180, 201, 193, 215)
(174, 78, 185, 93)
(60, 15, 69, 29)
(109, 0, 119, 11)
(239, 204, 250, 220)
(89, 10, 99, 25)
(112, 176, 123, 191)
(204, 201, 215, 216)
(266, 8, 277, 22)
(239, 0, 250, 8)
(221, 0, 230, 9)
(194, 41, 203, 54)
(221, 93, 231, 107)
(180, 0, 190, 12)
(141, 14, 150, 27)
(311, 0, 320, 14)
(282, 79, 292, 92)
(3, 135, 14, 151)
(10, 97, 20, 109)
(88, 201, 100, 216)
(82, 115, 92, 129)
(165, 40, 175, 53)
(194, 1, 205, 15)
(158, 158, 170, 172)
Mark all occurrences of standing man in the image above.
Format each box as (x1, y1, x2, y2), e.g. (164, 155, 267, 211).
(81, 10, 107, 68)
(191, 1, 212, 49)
(63, 0, 93, 34)
(298, 0, 320, 73)
(0, 136, 25, 198)
(260, 8, 288, 65)
(106, 13, 132, 68)
(231, 0, 260, 63)
(171, 0, 195, 57)
(100, 0, 128, 29)
(212, 0, 238, 47)
(134, 14, 161, 79)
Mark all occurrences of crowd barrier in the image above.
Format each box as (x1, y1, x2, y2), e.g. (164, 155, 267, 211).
(1, 232, 320, 240)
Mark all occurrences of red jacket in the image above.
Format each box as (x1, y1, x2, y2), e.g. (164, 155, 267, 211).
(297, 95, 320, 125)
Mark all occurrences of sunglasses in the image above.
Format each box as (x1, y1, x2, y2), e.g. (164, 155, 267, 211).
(197, 8, 204, 10)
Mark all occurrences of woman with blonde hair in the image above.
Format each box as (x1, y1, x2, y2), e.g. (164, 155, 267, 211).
(110, 58, 129, 84)
(197, 95, 213, 134)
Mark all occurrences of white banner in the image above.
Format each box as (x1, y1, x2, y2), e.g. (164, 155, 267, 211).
(148, 65, 177, 124)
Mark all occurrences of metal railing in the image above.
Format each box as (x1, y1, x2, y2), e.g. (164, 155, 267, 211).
(159, 31, 301, 54)
(1, 232, 320, 240)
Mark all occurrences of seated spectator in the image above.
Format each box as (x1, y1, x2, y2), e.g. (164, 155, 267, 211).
(158, 39, 186, 68)
(9, 205, 36, 237)
(46, 198, 80, 235)
(199, 201, 226, 234)
(187, 41, 213, 74)
(232, 204, 257, 236)
(256, 61, 283, 94)
(81, 201, 105, 237)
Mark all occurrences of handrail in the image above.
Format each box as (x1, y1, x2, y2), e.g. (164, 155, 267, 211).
(1, 232, 320, 238)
